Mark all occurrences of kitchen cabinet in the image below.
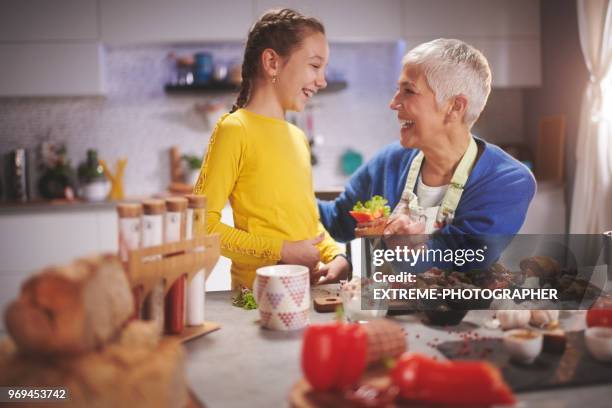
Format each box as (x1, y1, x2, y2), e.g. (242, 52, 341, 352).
(402, 0, 541, 87)
(99, 0, 254, 44)
(0, 0, 98, 41)
(0, 0, 104, 97)
(0, 43, 105, 97)
(101, 0, 404, 44)
(254, 0, 404, 42)
(0, 0, 540, 94)
(402, 0, 539, 38)
(0, 208, 114, 328)
(465, 38, 541, 88)
(0, 208, 116, 274)
(403, 36, 541, 87)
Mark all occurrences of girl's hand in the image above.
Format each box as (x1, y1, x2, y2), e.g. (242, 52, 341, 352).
(280, 233, 324, 271)
(312, 255, 350, 285)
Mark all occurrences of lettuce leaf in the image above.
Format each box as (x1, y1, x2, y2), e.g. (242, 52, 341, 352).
(352, 195, 391, 217)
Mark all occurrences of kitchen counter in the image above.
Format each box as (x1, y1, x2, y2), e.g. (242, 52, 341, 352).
(0, 189, 344, 215)
(187, 291, 612, 408)
(0, 199, 118, 214)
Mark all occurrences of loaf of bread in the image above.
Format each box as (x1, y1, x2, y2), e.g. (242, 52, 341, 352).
(5, 254, 133, 356)
(0, 320, 188, 408)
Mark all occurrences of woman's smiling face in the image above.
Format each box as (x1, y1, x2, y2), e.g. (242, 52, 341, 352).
(389, 64, 449, 149)
(275, 31, 329, 112)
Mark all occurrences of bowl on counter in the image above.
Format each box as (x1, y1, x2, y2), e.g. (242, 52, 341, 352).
(585, 327, 612, 362)
(424, 308, 468, 326)
(421, 299, 468, 326)
(503, 329, 543, 364)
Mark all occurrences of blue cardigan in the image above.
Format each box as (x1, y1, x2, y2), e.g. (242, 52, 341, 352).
(318, 138, 536, 269)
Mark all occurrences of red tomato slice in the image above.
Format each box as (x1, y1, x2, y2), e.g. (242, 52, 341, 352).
(372, 208, 384, 219)
(349, 211, 374, 223)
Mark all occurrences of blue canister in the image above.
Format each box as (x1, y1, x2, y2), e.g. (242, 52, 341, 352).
(194, 52, 213, 83)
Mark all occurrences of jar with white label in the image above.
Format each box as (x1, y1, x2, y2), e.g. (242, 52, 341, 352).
(164, 197, 188, 334)
(186, 194, 207, 326)
(117, 203, 143, 264)
(142, 199, 166, 333)
(116, 202, 143, 319)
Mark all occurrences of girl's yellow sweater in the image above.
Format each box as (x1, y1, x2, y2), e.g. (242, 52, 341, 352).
(193, 108, 342, 289)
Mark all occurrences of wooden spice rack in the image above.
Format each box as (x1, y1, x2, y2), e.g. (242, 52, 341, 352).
(126, 234, 221, 342)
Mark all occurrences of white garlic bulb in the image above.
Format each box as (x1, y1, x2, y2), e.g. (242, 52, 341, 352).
(530, 310, 560, 328)
(497, 310, 531, 330)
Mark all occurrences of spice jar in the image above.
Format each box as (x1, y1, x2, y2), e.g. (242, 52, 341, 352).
(117, 203, 143, 264)
(117, 203, 143, 318)
(186, 194, 207, 326)
(164, 197, 188, 334)
(142, 199, 166, 333)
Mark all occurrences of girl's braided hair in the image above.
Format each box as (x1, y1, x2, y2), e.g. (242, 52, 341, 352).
(230, 8, 325, 113)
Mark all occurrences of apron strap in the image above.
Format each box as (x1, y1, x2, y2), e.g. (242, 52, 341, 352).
(394, 136, 479, 218)
(403, 152, 424, 198)
(439, 136, 478, 216)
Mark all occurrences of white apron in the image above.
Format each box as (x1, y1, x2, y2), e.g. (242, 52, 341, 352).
(392, 137, 479, 234)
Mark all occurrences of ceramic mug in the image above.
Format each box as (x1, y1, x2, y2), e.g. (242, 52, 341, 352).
(254, 265, 310, 331)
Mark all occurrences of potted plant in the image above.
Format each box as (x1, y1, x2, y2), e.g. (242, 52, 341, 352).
(77, 149, 110, 201)
(37, 142, 77, 200)
(182, 154, 203, 186)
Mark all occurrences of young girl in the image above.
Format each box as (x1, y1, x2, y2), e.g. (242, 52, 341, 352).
(194, 9, 349, 290)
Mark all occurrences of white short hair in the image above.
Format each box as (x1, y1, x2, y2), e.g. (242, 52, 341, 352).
(402, 38, 492, 127)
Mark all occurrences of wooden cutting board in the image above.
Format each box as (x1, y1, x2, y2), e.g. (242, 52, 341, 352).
(289, 367, 394, 408)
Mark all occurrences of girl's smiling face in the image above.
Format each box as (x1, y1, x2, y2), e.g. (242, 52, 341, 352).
(275, 31, 329, 112)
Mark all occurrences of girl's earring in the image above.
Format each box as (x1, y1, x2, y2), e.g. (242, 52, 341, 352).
(272, 75, 277, 84)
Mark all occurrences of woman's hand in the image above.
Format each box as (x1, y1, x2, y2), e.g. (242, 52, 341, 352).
(383, 214, 428, 250)
(312, 255, 350, 285)
(281, 233, 324, 271)
(383, 214, 426, 236)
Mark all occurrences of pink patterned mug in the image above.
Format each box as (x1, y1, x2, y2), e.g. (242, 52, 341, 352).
(254, 265, 310, 331)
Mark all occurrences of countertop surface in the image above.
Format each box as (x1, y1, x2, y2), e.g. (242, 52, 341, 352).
(0, 189, 344, 214)
(0, 199, 118, 214)
(186, 289, 612, 408)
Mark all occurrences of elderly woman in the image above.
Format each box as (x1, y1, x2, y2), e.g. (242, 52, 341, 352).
(317, 38, 536, 281)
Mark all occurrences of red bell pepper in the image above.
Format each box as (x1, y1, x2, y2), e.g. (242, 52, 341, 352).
(587, 297, 612, 328)
(349, 211, 374, 223)
(301, 322, 368, 391)
(390, 353, 515, 406)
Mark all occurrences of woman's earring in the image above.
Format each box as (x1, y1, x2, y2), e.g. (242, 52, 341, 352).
(272, 75, 277, 84)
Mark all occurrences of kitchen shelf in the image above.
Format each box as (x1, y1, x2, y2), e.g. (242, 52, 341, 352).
(165, 82, 238, 93)
(164, 80, 348, 94)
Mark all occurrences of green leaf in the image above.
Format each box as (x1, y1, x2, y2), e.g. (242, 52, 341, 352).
(352, 195, 391, 216)
(232, 287, 258, 310)
(182, 154, 203, 170)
